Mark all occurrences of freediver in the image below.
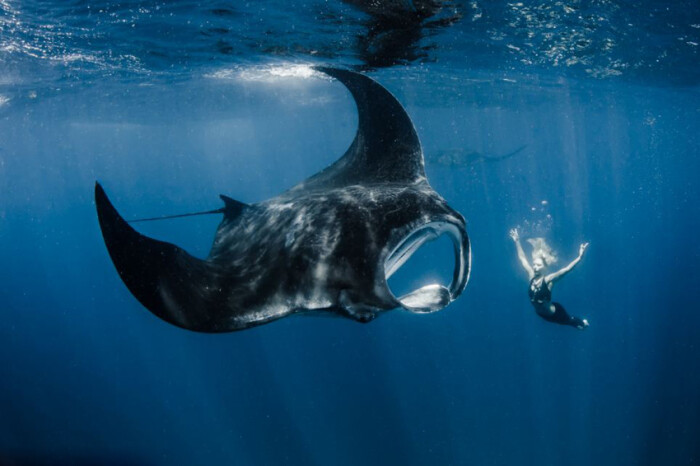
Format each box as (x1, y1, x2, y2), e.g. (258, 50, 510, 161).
(509, 228, 589, 330)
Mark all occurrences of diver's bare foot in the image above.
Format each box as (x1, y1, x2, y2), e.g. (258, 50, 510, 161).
(577, 319, 589, 330)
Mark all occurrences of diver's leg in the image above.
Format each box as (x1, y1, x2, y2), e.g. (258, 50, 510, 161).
(551, 303, 589, 329)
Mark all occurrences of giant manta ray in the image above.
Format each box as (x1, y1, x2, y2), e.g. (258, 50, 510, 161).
(95, 67, 471, 332)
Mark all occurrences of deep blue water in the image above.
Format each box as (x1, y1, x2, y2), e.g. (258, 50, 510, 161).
(1, 1, 700, 465)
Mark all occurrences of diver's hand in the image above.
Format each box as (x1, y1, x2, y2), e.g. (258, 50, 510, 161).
(579, 242, 589, 257)
(509, 228, 519, 242)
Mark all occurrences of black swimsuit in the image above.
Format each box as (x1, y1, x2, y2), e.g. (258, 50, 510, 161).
(528, 276, 586, 329)
(529, 276, 552, 304)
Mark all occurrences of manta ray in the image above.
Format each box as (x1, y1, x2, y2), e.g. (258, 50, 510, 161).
(95, 67, 470, 332)
(427, 145, 527, 168)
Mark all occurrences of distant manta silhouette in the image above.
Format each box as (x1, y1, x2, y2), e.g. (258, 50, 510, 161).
(426, 145, 528, 168)
(95, 67, 471, 333)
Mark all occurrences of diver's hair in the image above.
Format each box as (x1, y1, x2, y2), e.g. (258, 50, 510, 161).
(526, 237, 558, 266)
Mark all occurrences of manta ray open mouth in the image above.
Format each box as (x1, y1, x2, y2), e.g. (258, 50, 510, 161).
(384, 221, 470, 314)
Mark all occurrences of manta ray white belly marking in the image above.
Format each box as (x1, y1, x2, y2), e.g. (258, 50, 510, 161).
(95, 67, 471, 332)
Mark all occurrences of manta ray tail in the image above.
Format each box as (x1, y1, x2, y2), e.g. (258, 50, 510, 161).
(126, 195, 247, 223)
(128, 208, 224, 223)
(95, 182, 231, 332)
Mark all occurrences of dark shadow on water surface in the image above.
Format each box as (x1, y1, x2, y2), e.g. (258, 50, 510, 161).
(343, 0, 463, 69)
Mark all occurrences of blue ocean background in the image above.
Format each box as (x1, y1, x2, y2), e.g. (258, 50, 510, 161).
(1, 1, 699, 465)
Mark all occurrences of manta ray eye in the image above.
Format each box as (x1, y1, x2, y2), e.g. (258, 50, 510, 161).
(385, 222, 465, 314)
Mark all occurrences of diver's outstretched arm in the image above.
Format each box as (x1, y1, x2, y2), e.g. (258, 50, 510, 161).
(547, 242, 589, 283)
(510, 228, 534, 279)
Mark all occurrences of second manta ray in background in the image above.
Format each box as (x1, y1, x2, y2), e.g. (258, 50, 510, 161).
(95, 67, 471, 332)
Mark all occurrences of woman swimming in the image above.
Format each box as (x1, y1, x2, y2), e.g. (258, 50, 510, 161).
(509, 228, 589, 330)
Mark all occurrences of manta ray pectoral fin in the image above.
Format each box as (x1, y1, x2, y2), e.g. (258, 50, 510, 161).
(287, 67, 426, 192)
(95, 182, 229, 332)
(219, 194, 248, 219)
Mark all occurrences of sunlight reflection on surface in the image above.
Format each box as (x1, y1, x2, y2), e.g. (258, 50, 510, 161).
(207, 64, 319, 83)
